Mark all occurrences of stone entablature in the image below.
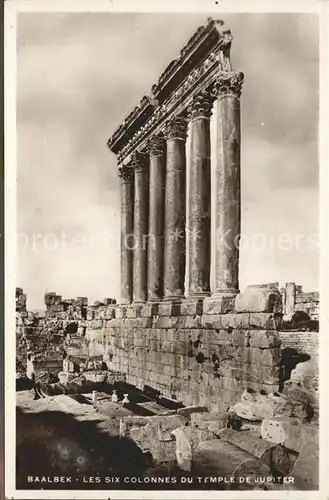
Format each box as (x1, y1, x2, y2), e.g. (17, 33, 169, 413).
(107, 17, 244, 305)
(107, 18, 233, 158)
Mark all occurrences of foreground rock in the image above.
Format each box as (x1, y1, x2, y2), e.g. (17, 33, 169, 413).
(194, 439, 271, 489)
(120, 414, 187, 463)
(218, 428, 290, 476)
(261, 417, 318, 454)
(291, 438, 319, 490)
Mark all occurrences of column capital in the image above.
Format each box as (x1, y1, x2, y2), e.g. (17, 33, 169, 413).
(164, 115, 188, 141)
(212, 70, 244, 99)
(118, 165, 134, 183)
(148, 133, 166, 158)
(130, 151, 148, 173)
(187, 89, 215, 121)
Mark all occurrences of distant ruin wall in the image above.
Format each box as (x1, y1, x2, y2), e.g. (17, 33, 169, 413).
(282, 282, 319, 320)
(294, 291, 319, 319)
(279, 331, 318, 357)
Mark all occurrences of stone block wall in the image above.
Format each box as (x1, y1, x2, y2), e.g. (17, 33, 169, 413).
(295, 291, 319, 320)
(16, 286, 320, 413)
(279, 331, 319, 358)
(84, 303, 282, 413)
(16, 288, 117, 377)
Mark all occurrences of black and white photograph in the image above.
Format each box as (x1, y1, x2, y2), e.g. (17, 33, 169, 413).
(5, 1, 328, 498)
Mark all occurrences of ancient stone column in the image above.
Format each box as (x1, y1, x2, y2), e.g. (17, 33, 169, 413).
(285, 282, 296, 317)
(147, 134, 166, 301)
(213, 71, 244, 297)
(187, 90, 214, 298)
(131, 152, 149, 303)
(118, 165, 134, 304)
(163, 116, 188, 300)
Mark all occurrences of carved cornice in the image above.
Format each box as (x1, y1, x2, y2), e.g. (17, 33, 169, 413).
(116, 52, 222, 163)
(212, 71, 244, 99)
(129, 151, 148, 173)
(108, 17, 234, 155)
(108, 96, 155, 155)
(164, 116, 188, 141)
(152, 18, 232, 98)
(118, 165, 134, 183)
(148, 134, 166, 157)
(187, 89, 215, 121)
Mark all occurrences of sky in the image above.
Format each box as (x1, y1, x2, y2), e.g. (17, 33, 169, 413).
(16, 12, 319, 311)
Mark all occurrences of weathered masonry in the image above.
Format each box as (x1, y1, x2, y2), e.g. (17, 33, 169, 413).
(108, 18, 243, 304)
(95, 18, 319, 413)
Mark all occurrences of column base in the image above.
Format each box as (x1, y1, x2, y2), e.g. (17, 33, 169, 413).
(235, 284, 283, 313)
(186, 291, 210, 299)
(203, 293, 236, 315)
(147, 294, 163, 303)
(212, 288, 240, 298)
(181, 297, 204, 316)
(162, 295, 184, 303)
(126, 303, 144, 318)
(158, 299, 182, 317)
(141, 301, 159, 317)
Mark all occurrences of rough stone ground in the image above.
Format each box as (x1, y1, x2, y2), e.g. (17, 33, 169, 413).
(16, 391, 197, 491)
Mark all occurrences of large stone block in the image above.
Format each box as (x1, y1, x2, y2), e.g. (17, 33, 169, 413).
(235, 284, 283, 313)
(203, 296, 235, 315)
(201, 314, 222, 329)
(249, 330, 281, 349)
(235, 346, 262, 365)
(231, 329, 249, 347)
(158, 301, 181, 317)
(231, 389, 287, 421)
(261, 417, 318, 454)
(154, 316, 179, 329)
(194, 440, 271, 484)
(115, 305, 128, 319)
(261, 348, 281, 367)
(249, 313, 280, 330)
(220, 313, 250, 330)
(291, 438, 319, 490)
(132, 317, 153, 328)
(261, 365, 280, 385)
(126, 304, 143, 318)
(141, 302, 159, 317)
(218, 428, 290, 476)
(184, 315, 202, 328)
(180, 299, 203, 316)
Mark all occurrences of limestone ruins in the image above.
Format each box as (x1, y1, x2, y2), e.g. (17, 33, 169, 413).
(16, 18, 319, 491)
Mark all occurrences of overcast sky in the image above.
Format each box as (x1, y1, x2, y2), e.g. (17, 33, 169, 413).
(17, 12, 319, 310)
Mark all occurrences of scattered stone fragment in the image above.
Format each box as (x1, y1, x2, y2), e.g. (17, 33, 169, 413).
(194, 439, 271, 488)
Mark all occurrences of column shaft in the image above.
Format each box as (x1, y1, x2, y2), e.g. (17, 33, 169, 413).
(132, 153, 149, 302)
(188, 91, 213, 297)
(147, 135, 166, 301)
(163, 116, 187, 300)
(119, 166, 134, 304)
(285, 282, 296, 316)
(214, 72, 244, 296)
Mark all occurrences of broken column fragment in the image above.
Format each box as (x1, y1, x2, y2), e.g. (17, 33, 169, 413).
(194, 440, 270, 488)
(218, 428, 290, 476)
